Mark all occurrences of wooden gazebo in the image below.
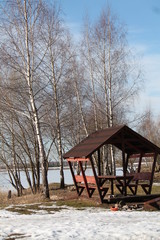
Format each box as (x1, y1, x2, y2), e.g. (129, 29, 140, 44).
(63, 125, 160, 203)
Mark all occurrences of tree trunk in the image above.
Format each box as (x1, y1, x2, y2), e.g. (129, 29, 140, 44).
(107, 18, 115, 175)
(24, 0, 49, 198)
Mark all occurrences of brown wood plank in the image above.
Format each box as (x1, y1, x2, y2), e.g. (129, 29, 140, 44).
(75, 175, 96, 184)
(130, 153, 155, 158)
(86, 176, 96, 184)
(75, 175, 83, 183)
(103, 194, 160, 204)
(67, 158, 90, 162)
(131, 172, 152, 181)
(144, 197, 160, 210)
(144, 197, 160, 205)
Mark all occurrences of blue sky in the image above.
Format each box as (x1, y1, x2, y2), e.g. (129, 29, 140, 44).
(59, 0, 160, 117)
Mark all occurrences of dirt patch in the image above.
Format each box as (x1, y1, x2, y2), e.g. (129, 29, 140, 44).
(6, 203, 68, 215)
(4, 233, 30, 239)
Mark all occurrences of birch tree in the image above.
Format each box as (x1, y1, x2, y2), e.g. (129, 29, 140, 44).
(0, 0, 50, 198)
(0, 68, 45, 195)
(42, 4, 75, 188)
(81, 7, 141, 174)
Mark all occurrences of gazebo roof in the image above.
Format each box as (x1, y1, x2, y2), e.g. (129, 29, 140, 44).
(63, 125, 160, 159)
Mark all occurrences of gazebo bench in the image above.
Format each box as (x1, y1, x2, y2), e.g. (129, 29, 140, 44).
(127, 172, 152, 195)
(75, 175, 109, 198)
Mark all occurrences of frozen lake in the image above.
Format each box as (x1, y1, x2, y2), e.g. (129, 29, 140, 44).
(0, 168, 74, 191)
(0, 168, 123, 192)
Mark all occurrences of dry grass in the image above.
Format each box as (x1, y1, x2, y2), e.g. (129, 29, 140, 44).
(1, 173, 160, 210)
(0, 183, 102, 210)
(0, 190, 47, 209)
(0, 190, 8, 207)
(154, 172, 160, 182)
(0, 183, 105, 215)
(0, 184, 59, 208)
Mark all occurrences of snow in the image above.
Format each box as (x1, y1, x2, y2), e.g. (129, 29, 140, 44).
(0, 204, 160, 240)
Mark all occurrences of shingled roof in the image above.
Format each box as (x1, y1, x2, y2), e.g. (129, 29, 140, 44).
(63, 125, 160, 159)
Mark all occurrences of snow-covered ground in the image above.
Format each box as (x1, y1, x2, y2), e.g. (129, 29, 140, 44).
(0, 203, 160, 240)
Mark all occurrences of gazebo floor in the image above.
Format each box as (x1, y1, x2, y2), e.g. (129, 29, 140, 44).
(103, 194, 160, 204)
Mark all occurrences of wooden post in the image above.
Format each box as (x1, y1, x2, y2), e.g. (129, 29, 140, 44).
(7, 190, 11, 199)
(149, 152, 158, 194)
(135, 153, 143, 194)
(122, 131, 126, 196)
(68, 160, 80, 196)
(98, 149, 101, 176)
(137, 153, 143, 173)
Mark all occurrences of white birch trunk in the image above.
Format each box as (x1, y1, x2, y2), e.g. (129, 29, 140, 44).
(107, 15, 115, 175)
(24, 0, 49, 198)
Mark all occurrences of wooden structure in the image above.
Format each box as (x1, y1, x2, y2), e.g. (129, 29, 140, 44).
(144, 197, 160, 210)
(63, 125, 160, 203)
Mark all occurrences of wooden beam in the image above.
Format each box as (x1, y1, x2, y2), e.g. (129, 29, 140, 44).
(125, 141, 142, 153)
(137, 153, 143, 173)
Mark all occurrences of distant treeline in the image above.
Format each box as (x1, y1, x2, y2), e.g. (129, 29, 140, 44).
(0, 161, 69, 170)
